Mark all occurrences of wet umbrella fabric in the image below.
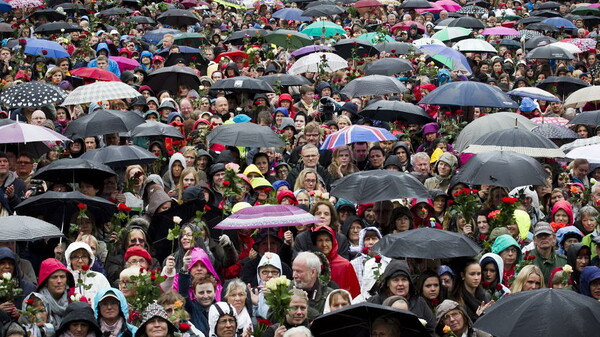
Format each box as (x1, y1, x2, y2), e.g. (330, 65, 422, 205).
(258, 74, 311, 86)
(0, 122, 69, 144)
(0, 216, 64, 242)
(569, 110, 600, 126)
(214, 205, 321, 230)
(62, 81, 142, 106)
(32, 158, 117, 183)
(63, 109, 145, 139)
(80, 145, 157, 167)
(454, 112, 536, 152)
(211, 76, 274, 93)
(363, 58, 413, 76)
(130, 121, 185, 139)
(207, 122, 285, 148)
(0, 81, 67, 108)
(24, 39, 69, 58)
(537, 76, 590, 100)
(360, 100, 434, 124)
(463, 127, 565, 158)
(34, 22, 83, 34)
(321, 125, 397, 150)
(531, 123, 579, 140)
(341, 75, 407, 97)
(70, 67, 121, 82)
(418, 81, 518, 108)
(146, 65, 200, 95)
(156, 9, 200, 26)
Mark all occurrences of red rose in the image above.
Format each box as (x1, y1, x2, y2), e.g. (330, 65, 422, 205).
(18, 39, 26, 44)
(223, 181, 231, 187)
(525, 255, 536, 261)
(79, 296, 89, 304)
(321, 54, 327, 59)
(117, 203, 132, 212)
(362, 247, 369, 254)
(139, 267, 145, 273)
(431, 298, 439, 306)
(390, 49, 396, 53)
(257, 318, 273, 327)
(81, 265, 90, 271)
(179, 323, 191, 332)
(42, 50, 48, 55)
(204, 205, 211, 211)
(374, 255, 382, 263)
(481, 281, 491, 289)
(495, 284, 503, 291)
(447, 200, 454, 207)
(77, 203, 87, 210)
(478, 234, 487, 241)
(26, 298, 34, 305)
(352, 41, 358, 46)
(150, 275, 157, 281)
(502, 197, 519, 204)
(357, 60, 364, 65)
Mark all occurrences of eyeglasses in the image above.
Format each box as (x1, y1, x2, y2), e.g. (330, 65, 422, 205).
(129, 238, 144, 244)
(443, 311, 462, 322)
(70, 255, 88, 261)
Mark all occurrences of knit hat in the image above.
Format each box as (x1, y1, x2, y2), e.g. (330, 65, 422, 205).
(135, 303, 175, 337)
(124, 246, 152, 264)
(277, 190, 297, 205)
(340, 102, 358, 116)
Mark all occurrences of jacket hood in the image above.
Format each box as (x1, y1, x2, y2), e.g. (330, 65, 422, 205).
(166, 152, 187, 188)
(551, 200, 574, 226)
(479, 252, 504, 285)
(37, 258, 74, 291)
(358, 227, 382, 251)
(65, 242, 96, 270)
(491, 234, 522, 262)
(256, 252, 282, 286)
(56, 302, 102, 337)
(311, 226, 339, 261)
(435, 152, 458, 171)
(509, 185, 540, 209)
(323, 289, 352, 314)
(0, 247, 17, 274)
(146, 186, 171, 216)
(208, 302, 237, 337)
(580, 266, 600, 297)
(342, 215, 365, 238)
(140, 50, 152, 59)
(558, 226, 584, 253)
(96, 42, 109, 55)
(434, 300, 472, 335)
(189, 248, 222, 300)
(278, 93, 293, 104)
(379, 259, 416, 298)
(93, 288, 129, 320)
(567, 243, 591, 273)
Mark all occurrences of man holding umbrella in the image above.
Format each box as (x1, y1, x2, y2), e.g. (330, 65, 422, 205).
(0, 152, 26, 211)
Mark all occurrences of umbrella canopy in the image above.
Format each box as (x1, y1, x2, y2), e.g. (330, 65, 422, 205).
(454, 151, 549, 188)
(340, 75, 407, 97)
(537, 76, 590, 100)
(130, 121, 185, 139)
(146, 65, 200, 94)
(375, 41, 420, 55)
(214, 204, 321, 230)
(7, 0, 43, 8)
(290, 45, 334, 58)
(330, 170, 431, 204)
(156, 9, 200, 26)
(454, 112, 536, 153)
(173, 32, 210, 47)
(80, 145, 157, 167)
(265, 30, 312, 49)
(364, 58, 414, 76)
(302, 4, 345, 16)
(70, 67, 121, 82)
(0, 216, 63, 242)
(549, 41, 582, 54)
(418, 44, 472, 73)
(448, 16, 485, 29)
(211, 76, 274, 93)
(532, 123, 579, 140)
(63, 109, 145, 139)
(526, 44, 575, 60)
(412, 37, 446, 47)
(530, 116, 570, 126)
(473, 289, 600, 337)
(566, 143, 600, 163)
(142, 28, 180, 44)
(564, 86, 600, 108)
(452, 38, 497, 53)
(570, 110, 600, 126)
(399, 0, 433, 9)
(391, 21, 425, 33)
(131, 16, 156, 24)
(356, 32, 395, 44)
(561, 136, 600, 153)
(258, 74, 312, 86)
(373, 227, 482, 259)
(28, 8, 66, 21)
(463, 127, 565, 158)
(432, 27, 472, 42)
(272, 8, 311, 21)
(288, 52, 348, 75)
(524, 35, 557, 50)
(207, 123, 284, 148)
(0, 81, 67, 108)
(354, 0, 383, 8)
(457, 4, 487, 14)
(24, 39, 69, 58)
(98, 7, 133, 16)
(32, 158, 117, 183)
(543, 17, 577, 29)
(0, 122, 69, 144)
(301, 21, 345, 37)
(225, 29, 267, 44)
(507, 87, 561, 102)
(418, 81, 518, 108)
(33, 21, 83, 34)
(321, 125, 396, 150)
(311, 302, 428, 337)
(333, 38, 379, 59)
(481, 26, 520, 35)
(109, 56, 140, 73)
(360, 100, 433, 124)
(62, 81, 141, 106)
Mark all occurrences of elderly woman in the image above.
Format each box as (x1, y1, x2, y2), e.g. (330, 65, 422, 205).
(65, 242, 111, 300)
(134, 303, 177, 337)
(93, 288, 137, 337)
(435, 300, 492, 337)
(54, 302, 102, 337)
(37, 259, 75, 328)
(223, 279, 251, 335)
(208, 302, 238, 337)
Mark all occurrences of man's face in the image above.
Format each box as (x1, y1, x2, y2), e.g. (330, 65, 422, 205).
(302, 91, 315, 103)
(437, 161, 451, 177)
(0, 50, 11, 61)
(286, 296, 308, 325)
(534, 233, 555, 250)
(47, 270, 68, 297)
(414, 158, 430, 175)
(180, 100, 193, 118)
(353, 143, 368, 161)
(214, 99, 229, 114)
(97, 60, 108, 69)
(301, 148, 319, 168)
(292, 259, 316, 290)
(0, 156, 11, 175)
(16, 156, 33, 176)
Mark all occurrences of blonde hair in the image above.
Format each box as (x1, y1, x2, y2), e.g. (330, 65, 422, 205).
(294, 168, 322, 191)
(512, 265, 545, 293)
(177, 167, 200, 200)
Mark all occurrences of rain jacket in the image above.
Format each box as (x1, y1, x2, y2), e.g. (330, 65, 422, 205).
(254, 253, 283, 319)
(557, 226, 584, 255)
(162, 152, 187, 191)
(579, 266, 600, 298)
(424, 152, 457, 193)
(55, 302, 102, 337)
(312, 226, 360, 298)
(93, 288, 138, 337)
(0, 247, 35, 308)
(351, 227, 382, 289)
(37, 259, 75, 328)
(566, 243, 591, 293)
(0, 171, 26, 210)
(21, 292, 55, 337)
(551, 200, 574, 226)
(65, 242, 111, 301)
(434, 300, 492, 337)
(87, 43, 121, 77)
(491, 234, 522, 287)
(173, 248, 222, 301)
(478, 253, 511, 298)
(367, 259, 435, 331)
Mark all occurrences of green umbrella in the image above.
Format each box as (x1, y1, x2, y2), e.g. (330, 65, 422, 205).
(265, 30, 313, 49)
(302, 21, 346, 37)
(432, 27, 472, 42)
(357, 32, 395, 44)
(173, 32, 210, 47)
(570, 7, 600, 16)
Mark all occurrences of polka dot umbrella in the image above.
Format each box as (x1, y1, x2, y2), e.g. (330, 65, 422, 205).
(0, 81, 67, 108)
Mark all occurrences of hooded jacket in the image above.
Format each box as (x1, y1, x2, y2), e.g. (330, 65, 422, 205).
(367, 259, 435, 330)
(0, 247, 35, 308)
(424, 152, 457, 193)
(86, 43, 121, 77)
(491, 234, 522, 286)
(351, 227, 382, 288)
(551, 200, 574, 226)
(557, 226, 584, 255)
(173, 248, 222, 301)
(579, 266, 600, 298)
(567, 243, 591, 293)
(255, 253, 283, 319)
(37, 259, 74, 292)
(478, 253, 511, 298)
(434, 300, 492, 337)
(162, 152, 187, 191)
(311, 226, 360, 298)
(277, 94, 295, 118)
(21, 292, 55, 337)
(93, 288, 138, 337)
(55, 302, 102, 337)
(64, 242, 111, 301)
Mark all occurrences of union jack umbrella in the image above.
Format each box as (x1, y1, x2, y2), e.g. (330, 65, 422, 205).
(321, 125, 397, 150)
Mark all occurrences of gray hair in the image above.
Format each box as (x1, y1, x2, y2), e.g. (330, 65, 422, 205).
(577, 205, 599, 222)
(224, 278, 246, 298)
(295, 252, 321, 275)
(411, 152, 430, 167)
(283, 326, 313, 337)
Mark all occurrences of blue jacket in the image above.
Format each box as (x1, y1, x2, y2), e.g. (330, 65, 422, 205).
(93, 288, 138, 337)
(87, 43, 121, 77)
(580, 266, 600, 298)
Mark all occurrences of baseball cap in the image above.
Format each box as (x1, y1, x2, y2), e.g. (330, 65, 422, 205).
(534, 222, 553, 236)
(152, 55, 164, 63)
(99, 291, 119, 303)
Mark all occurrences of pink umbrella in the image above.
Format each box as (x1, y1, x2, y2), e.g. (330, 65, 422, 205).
(481, 27, 520, 36)
(7, 0, 43, 8)
(109, 56, 141, 72)
(214, 204, 322, 229)
(416, 1, 444, 13)
(354, 0, 383, 7)
(436, 0, 462, 12)
(530, 116, 570, 127)
(391, 21, 426, 33)
(0, 123, 69, 144)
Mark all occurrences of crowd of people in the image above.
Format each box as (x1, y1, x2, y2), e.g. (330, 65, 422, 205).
(0, 0, 599, 336)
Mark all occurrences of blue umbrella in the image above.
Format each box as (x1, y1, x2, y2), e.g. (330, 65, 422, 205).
(321, 125, 396, 150)
(542, 17, 577, 29)
(0, 1, 11, 13)
(418, 44, 473, 74)
(142, 28, 180, 44)
(418, 81, 519, 108)
(24, 39, 69, 59)
(272, 8, 311, 22)
(507, 87, 561, 102)
(157, 45, 202, 56)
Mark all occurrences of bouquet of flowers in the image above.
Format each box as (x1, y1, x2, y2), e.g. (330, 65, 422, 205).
(263, 276, 293, 326)
(0, 273, 22, 301)
(448, 188, 480, 224)
(488, 197, 520, 232)
(127, 268, 166, 325)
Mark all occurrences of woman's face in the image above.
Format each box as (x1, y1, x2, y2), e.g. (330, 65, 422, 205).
(337, 149, 351, 166)
(500, 246, 518, 267)
(182, 172, 196, 188)
(577, 125, 589, 138)
(70, 141, 82, 152)
(329, 293, 350, 312)
(296, 192, 310, 206)
(369, 150, 385, 168)
(523, 273, 542, 291)
(348, 222, 362, 243)
(197, 156, 209, 170)
(482, 262, 497, 283)
(215, 315, 236, 337)
(422, 276, 440, 300)
(394, 215, 411, 233)
(226, 286, 247, 313)
(551, 191, 565, 204)
(314, 204, 332, 226)
(69, 248, 90, 271)
(68, 322, 89, 337)
(84, 137, 96, 150)
(191, 261, 208, 278)
(184, 152, 196, 168)
(295, 115, 306, 129)
(463, 263, 481, 290)
(388, 275, 410, 297)
(171, 161, 183, 178)
(554, 209, 569, 224)
(180, 226, 194, 251)
(195, 282, 216, 308)
(432, 196, 445, 213)
(581, 215, 597, 233)
(337, 118, 350, 129)
(52, 71, 63, 83)
(303, 173, 317, 191)
(128, 230, 145, 248)
(476, 215, 489, 234)
(255, 156, 269, 175)
(145, 318, 168, 337)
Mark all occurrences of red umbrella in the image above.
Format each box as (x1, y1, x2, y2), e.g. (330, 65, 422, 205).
(70, 67, 120, 82)
(214, 50, 249, 63)
(391, 21, 426, 33)
(109, 56, 140, 72)
(354, 0, 383, 7)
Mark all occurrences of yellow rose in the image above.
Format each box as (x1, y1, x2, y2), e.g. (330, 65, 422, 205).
(443, 325, 452, 334)
(563, 264, 573, 274)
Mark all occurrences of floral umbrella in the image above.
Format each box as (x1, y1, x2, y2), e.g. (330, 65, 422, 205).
(7, 0, 42, 8)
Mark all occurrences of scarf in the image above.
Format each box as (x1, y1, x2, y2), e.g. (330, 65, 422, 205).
(40, 287, 69, 326)
(100, 317, 124, 337)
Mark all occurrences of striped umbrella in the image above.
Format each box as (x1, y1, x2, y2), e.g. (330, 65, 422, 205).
(214, 204, 322, 229)
(321, 125, 396, 150)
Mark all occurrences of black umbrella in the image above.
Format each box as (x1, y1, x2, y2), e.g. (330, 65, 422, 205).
(333, 38, 379, 59)
(2, 142, 51, 159)
(302, 4, 345, 17)
(32, 158, 117, 183)
(164, 51, 209, 68)
(492, 39, 521, 50)
(225, 28, 268, 44)
(131, 16, 156, 24)
(535, 1, 561, 10)
(63, 109, 145, 139)
(473, 289, 600, 337)
(15, 191, 117, 232)
(28, 9, 66, 22)
(98, 7, 134, 17)
(373, 228, 482, 259)
(465, 0, 490, 8)
(341, 75, 407, 97)
(258, 74, 312, 86)
(364, 58, 414, 76)
(530, 9, 563, 18)
(330, 170, 431, 204)
(526, 45, 574, 60)
(211, 76, 274, 93)
(418, 81, 518, 109)
(524, 36, 557, 50)
(516, 16, 545, 25)
(448, 17, 485, 29)
(453, 150, 549, 188)
(570, 110, 600, 126)
(146, 65, 201, 95)
(80, 145, 157, 167)
(375, 41, 420, 55)
(398, 0, 432, 9)
(207, 122, 285, 148)
(305, 0, 341, 8)
(531, 123, 579, 140)
(34, 22, 84, 35)
(464, 127, 565, 158)
(54, 3, 88, 15)
(537, 76, 589, 100)
(130, 121, 185, 139)
(0, 81, 67, 108)
(157, 9, 200, 26)
(310, 302, 429, 337)
(525, 22, 559, 32)
(360, 100, 433, 124)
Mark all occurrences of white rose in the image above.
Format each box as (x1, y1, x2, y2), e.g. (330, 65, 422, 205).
(173, 216, 182, 224)
(2, 273, 11, 280)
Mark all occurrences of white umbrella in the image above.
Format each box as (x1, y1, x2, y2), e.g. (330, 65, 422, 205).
(62, 81, 141, 105)
(564, 86, 600, 108)
(288, 52, 348, 75)
(412, 37, 445, 47)
(549, 41, 582, 54)
(560, 136, 600, 152)
(453, 38, 498, 53)
(566, 143, 600, 163)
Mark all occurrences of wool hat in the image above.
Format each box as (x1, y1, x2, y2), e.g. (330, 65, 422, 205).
(124, 246, 152, 264)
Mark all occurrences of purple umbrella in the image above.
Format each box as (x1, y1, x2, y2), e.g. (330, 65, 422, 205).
(214, 204, 322, 230)
(290, 45, 334, 59)
(0, 122, 69, 143)
(481, 27, 520, 36)
(110, 56, 141, 72)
